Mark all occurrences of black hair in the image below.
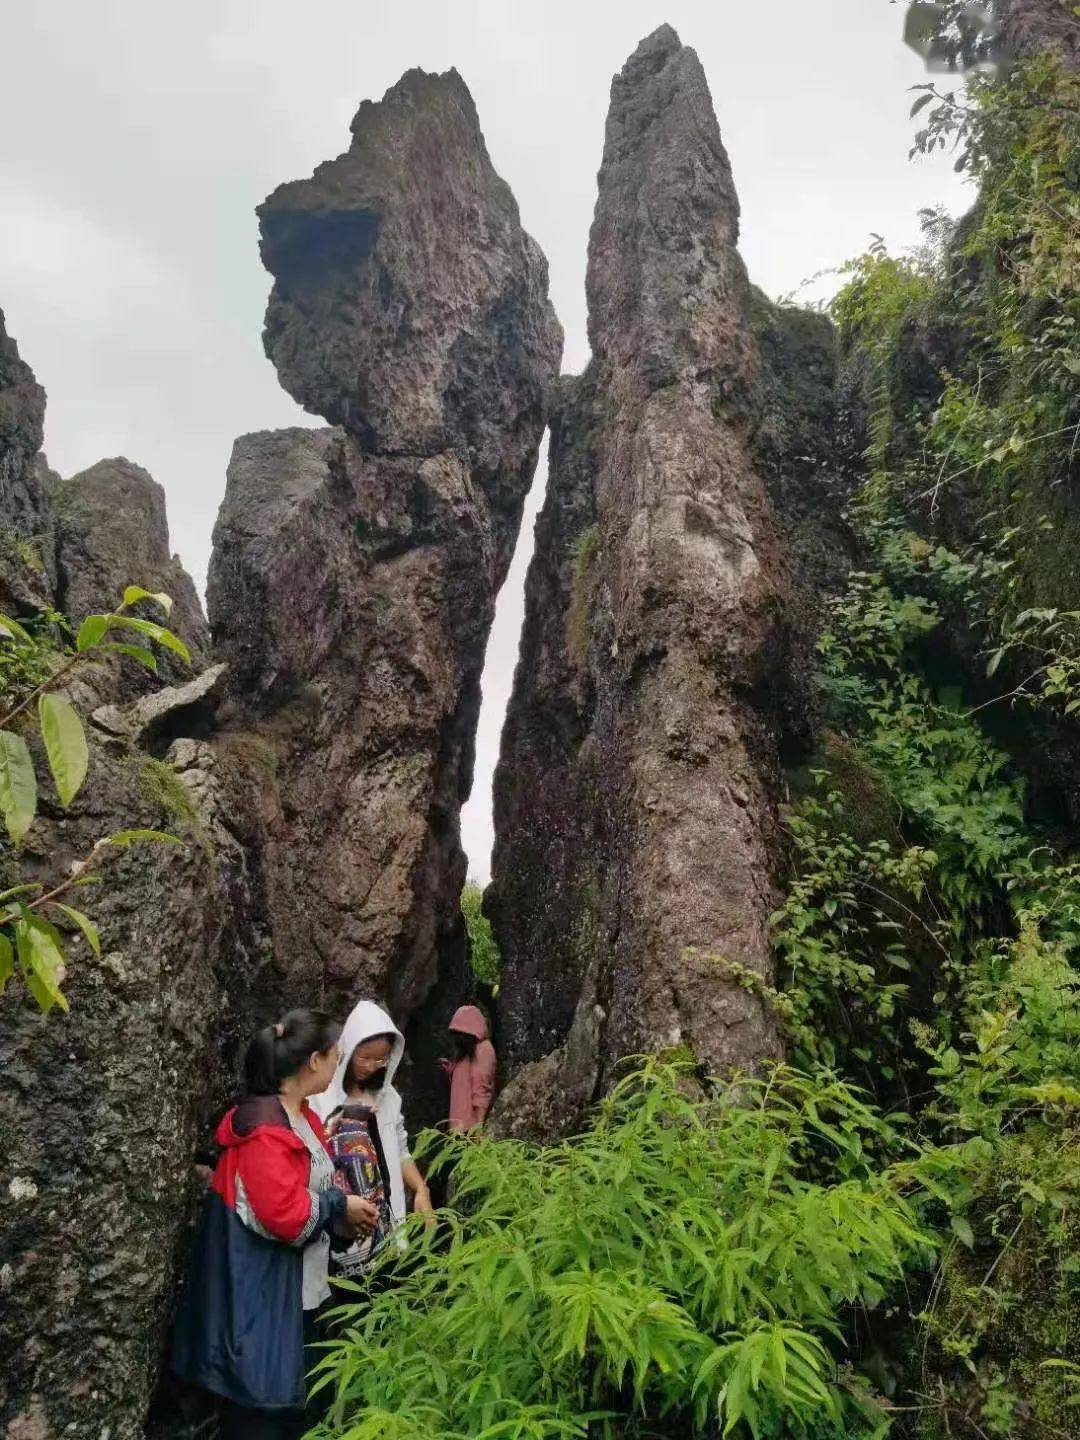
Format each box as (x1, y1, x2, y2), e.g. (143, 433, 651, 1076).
(451, 1030, 477, 1060)
(243, 1009, 339, 1096)
(345, 1031, 396, 1078)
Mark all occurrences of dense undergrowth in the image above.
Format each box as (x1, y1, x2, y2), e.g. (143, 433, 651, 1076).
(313, 49, 1080, 1440)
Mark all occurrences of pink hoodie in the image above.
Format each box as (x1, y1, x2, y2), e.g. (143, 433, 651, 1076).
(446, 1005, 496, 1133)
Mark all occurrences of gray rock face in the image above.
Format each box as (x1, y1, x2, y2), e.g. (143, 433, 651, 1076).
(0, 310, 47, 541)
(51, 457, 210, 682)
(207, 67, 560, 1119)
(206, 420, 529, 1110)
(0, 314, 53, 612)
(0, 719, 232, 1440)
(258, 67, 561, 505)
(0, 318, 233, 1440)
(490, 27, 796, 1134)
(1004, 0, 1080, 68)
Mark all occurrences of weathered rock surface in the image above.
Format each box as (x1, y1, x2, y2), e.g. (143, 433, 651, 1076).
(1004, 0, 1080, 68)
(0, 313, 54, 612)
(51, 457, 210, 685)
(490, 27, 803, 1134)
(258, 67, 560, 513)
(207, 67, 559, 1122)
(0, 715, 233, 1440)
(0, 316, 239, 1440)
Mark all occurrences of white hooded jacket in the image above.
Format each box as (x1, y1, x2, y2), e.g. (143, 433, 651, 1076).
(312, 1000, 410, 1228)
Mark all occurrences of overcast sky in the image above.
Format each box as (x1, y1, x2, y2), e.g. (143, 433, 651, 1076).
(0, 0, 971, 881)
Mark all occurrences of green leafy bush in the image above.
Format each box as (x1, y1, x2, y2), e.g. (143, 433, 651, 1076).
(314, 1063, 936, 1440)
(462, 880, 501, 988)
(0, 585, 189, 1012)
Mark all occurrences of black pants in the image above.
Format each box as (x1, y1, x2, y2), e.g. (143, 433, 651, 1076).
(219, 1307, 328, 1440)
(219, 1400, 309, 1440)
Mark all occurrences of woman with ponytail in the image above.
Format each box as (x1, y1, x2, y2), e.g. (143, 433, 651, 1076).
(172, 1010, 378, 1439)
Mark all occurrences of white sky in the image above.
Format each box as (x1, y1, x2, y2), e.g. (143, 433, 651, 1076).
(0, 0, 972, 882)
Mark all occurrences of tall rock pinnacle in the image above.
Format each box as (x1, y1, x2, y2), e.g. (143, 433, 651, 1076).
(210, 68, 561, 1091)
(490, 27, 792, 1135)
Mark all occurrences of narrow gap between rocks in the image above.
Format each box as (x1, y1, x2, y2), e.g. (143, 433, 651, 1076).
(460, 430, 551, 885)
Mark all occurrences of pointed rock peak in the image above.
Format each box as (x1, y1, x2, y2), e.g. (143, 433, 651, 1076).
(626, 22, 683, 64)
(352, 64, 481, 139)
(588, 26, 744, 387)
(614, 22, 708, 98)
(258, 65, 561, 454)
(52, 456, 209, 671)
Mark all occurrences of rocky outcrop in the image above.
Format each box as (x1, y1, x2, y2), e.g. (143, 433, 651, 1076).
(0, 317, 238, 1440)
(1004, 0, 1080, 68)
(490, 27, 806, 1134)
(0, 708, 233, 1440)
(51, 458, 210, 678)
(258, 66, 559, 512)
(207, 67, 560, 1119)
(0, 312, 53, 612)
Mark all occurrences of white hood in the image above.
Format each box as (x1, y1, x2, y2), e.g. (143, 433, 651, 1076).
(313, 999, 405, 1123)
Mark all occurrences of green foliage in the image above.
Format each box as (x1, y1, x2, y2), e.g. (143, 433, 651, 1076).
(836, 54, 1080, 722)
(139, 757, 211, 856)
(565, 525, 600, 670)
(774, 439, 1080, 1432)
(314, 1063, 935, 1440)
(461, 880, 501, 988)
(0, 586, 188, 1013)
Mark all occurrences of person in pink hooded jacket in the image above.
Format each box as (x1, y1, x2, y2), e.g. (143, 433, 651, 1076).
(441, 1005, 496, 1133)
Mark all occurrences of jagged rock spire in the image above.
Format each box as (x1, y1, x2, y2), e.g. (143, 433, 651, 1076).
(490, 28, 796, 1135)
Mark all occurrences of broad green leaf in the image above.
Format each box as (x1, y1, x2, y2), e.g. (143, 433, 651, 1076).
(15, 911, 68, 1014)
(96, 642, 158, 671)
(106, 615, 190, 664)
(950, 1213, 975, 1249)
(0, 611, 32, 644)
(105, 828, 184, 849)
(0, 932, 13, 994)
(0, 729, 37, 843)
(47, 902, 100, 956)
(39, 693, 89, 807)
(76, 614, 110, 652)
(122, 586, 173, 615)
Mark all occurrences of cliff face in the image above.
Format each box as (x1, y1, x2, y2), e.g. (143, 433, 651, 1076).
(490, 27, 839, 1135)
(207, 67, 560, 1116)
(0, 321, 234, 1440)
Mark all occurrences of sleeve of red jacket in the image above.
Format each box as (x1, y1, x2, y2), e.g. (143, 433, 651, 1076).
(471, 1041, 496, 1124)
(234, 1131, 344, 1246)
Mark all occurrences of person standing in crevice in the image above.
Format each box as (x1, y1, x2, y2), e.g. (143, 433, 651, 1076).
(172, 1010, 377, 1440)
(313, 999, 435, 1279)
(441, 1004, 497, 1134)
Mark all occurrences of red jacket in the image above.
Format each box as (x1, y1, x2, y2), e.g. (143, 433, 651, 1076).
(172, 1096, 345, 1409)
(212, 1098, 333, 1243)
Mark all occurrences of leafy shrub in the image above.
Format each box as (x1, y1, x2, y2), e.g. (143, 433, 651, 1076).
(0, 585, 188, 1011)
(461, 880, 501, 988)
(314, 1063, 936, 1440)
